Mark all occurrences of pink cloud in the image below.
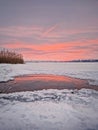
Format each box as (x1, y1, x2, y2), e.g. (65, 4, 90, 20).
(1, 39, 98, 61)
(0, 23, 98, 61)
(0, 25, 43, 38)
(40, 23, 98, 39)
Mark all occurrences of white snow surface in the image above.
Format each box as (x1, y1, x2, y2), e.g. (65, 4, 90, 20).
(0, 89, 98, 130)
(0, 63, 98, 130)
(0, 62, 98, 85)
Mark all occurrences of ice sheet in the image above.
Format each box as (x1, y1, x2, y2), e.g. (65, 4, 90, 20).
(0, 62, 98, 85)
(0, 89, 98, 130)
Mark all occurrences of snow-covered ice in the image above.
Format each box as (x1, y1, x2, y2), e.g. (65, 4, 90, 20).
(0, 62, 98, 85)
(0, 89, 98, 130)
(0, 62, 98, 130)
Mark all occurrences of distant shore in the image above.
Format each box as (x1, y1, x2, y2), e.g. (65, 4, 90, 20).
(25, 59, 98, 63)
(0, 74, 98, 93)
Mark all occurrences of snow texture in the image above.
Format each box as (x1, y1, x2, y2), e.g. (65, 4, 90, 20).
(0, 62, 98, 85)
(0, 89, 98, 130)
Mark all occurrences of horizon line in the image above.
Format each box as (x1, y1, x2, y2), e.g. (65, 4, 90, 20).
(25, 59, 98, 62)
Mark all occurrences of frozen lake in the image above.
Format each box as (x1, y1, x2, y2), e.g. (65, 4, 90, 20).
(0, 89, 98, 130)
(0, 62, 98, 130)
(0, 62, 98, 85)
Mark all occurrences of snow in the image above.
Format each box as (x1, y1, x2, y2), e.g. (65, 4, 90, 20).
(0, 62, 98, 85)
(0, 89, 98, 130)
(0, 62, 98, 130)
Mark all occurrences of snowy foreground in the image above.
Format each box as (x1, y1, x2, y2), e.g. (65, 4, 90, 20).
(0, 62, 98, 130)
(0, 62, 98, 85)
(0, 89, 98, 130)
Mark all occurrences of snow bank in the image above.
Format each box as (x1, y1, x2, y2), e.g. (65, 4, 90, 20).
(0, 89, 98, 130)
(0, 62, 98, 85)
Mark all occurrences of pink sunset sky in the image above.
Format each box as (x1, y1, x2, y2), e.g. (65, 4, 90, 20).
(0, 0, 98, 61)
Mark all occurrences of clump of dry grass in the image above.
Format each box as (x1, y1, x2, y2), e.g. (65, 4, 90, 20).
(0, 49, 24, 64)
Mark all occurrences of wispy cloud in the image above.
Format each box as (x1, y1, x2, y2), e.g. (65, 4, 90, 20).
(0, 23, 98, 61)
(41, 24, 59, 38)
(1, 39, 98, 60)
(0, 25, 43, 38)
(0, 24, 98, 44)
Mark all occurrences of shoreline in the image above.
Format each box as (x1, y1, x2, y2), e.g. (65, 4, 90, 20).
(0, 74, 98, 93)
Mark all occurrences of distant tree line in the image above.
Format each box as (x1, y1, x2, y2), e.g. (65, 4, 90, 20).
(0, 48, 24, 64)
(70, 59, 98, 62)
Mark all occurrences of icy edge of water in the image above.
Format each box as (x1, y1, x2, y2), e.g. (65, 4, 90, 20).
(0, 63, 98, 85)
(0, 89, 98, 104)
